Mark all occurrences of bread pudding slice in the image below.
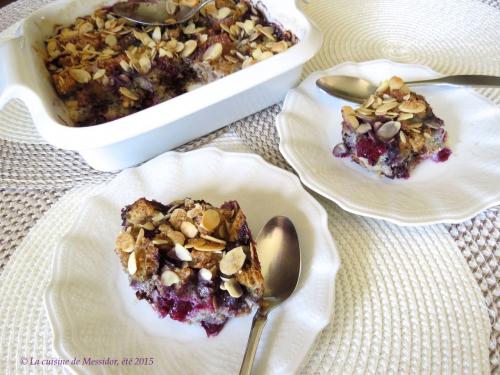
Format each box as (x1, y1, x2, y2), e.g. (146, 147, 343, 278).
(115, 197, 264, 336)
(333, 76, 451, 179)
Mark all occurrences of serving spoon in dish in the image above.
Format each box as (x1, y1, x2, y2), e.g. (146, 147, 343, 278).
(239, 216, 301, 375)
(316, 75, 500, 103)
(110, 0, 215, 26)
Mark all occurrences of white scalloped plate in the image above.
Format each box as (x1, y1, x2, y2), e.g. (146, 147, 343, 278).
(277, 60, 500, 225)
(45, 148, 339, 375)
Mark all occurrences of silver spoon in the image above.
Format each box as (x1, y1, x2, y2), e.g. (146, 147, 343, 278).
(110, 0, 215, 26)
(316, 75, 500, 103)
(239, 216, 301, 375)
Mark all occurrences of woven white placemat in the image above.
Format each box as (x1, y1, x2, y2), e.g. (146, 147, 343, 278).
(0, 0, 498, 373)
(0, 139, 491, 374)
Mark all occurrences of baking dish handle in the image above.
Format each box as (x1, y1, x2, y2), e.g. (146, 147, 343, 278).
(0, 36, 25, 109)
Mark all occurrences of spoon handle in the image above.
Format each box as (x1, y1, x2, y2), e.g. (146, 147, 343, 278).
(239, 310, 268, 375)
(409, 75, 500, 87)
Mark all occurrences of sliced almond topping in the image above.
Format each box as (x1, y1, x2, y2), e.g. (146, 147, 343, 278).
(376, 80, 389, 93)
(135, 228, 145, 246)
(161, 270, 180, 286)
(345, 115, 359, 130)
(224, 279, 243, 298)
(93, 69, 106, 80)
(341, 106, 355, 116)
(119, 60, 131, 72)
(375, 101, 399, 115)
(174, 243, 193, 261)
(376, 121, 401, 142)
(201, 209, 220, 232)
(141, 222, 155, 231)
(399, 131, 407, 144)
(219, 246, 246, 276)
(187, 238, 225, 252)
(119, 87, 139, 101)
(268, 41, 288, 53)
(116, 231, 135, 253)
(152, 26, 162, 43)
(180, 0, 198, 7)
(200, 234, 227, 245)
(128, 252, 137, 275)
(105, 34, 117, 48)
(199, 268, 213, 281)
(180, 221, 198, 238)
(169, 208, 188, 228)
(397, 113, 414, 121)
(389, 76, 404, 90)
(356, 123, 372, 134)
(69, 68, 91, 84)
(216, 7, 232, 20)
(167, 230, 186, 245)
(203, 42, 222, 61)
(364, 95, 375, 108)
(182, 40, 197, 57)
(399, 101, 426, 114)
(152, 239, 170, 245)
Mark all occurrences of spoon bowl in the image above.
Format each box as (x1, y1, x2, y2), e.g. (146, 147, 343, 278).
(110, 0, 215, 26)
(239, 216, 301, 375)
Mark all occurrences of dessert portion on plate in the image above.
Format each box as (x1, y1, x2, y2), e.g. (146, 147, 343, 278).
(333, 76, 451, 179)
(43, 0, 297, 126)
(114, 197, 264, 336)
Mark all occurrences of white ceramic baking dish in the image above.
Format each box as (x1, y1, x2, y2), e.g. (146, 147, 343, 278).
(0, 0, 322, 171)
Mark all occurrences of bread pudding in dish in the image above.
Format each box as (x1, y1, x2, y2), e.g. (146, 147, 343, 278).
(115, 197, 264, 336)
(333, 76, 451, 179)
(43, 0, 297, 126)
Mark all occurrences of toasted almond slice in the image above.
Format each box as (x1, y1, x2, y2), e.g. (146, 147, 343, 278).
(203, 42, 222, 61)
(161, 270, 180, 286)
(119, 87, 139, 101)
(376, 80, 389, 93)
(345, 115, 359, 129)
(375, 101, 399, 115)
(139, 55, 151, 73)
(199, 268, 213, 281)
(220, 246, 246, 276)
(224, 279, 243, 298)
(356, 123, 372, 134)
(201, 209, 220, 232)
(167, 230, 185, 245)
(341, 106, 355, 116)
(182, 40, 197, 57)
(128, 252, 137, 275)
(397, 113, 414, 121)
(135, 228, 145, 246)
(119, 60, 131, 72)
(152, 239, 170, 245)
(174, 243, 193, 261)
(399, 101, 426, 114)
(180, 221, 198, 238)
(116, 231, 135, 253)
(69, 68, 91, 84)
(364, 95, 375, 108)
(93, 69, 106, 80)
(152, 26, 162, 42)
(399, 131, 407, 144)
(269, 41, 288, 53)
(356, 107, 374, 116)
(258, 26, 275, 41)
(187, 238, 225, 252)
(216, 7, 232, 20)
(141, 222, 155, 231)
(389, 76, 404, 90)
(200, 234, 226, 245)
(105, 34, 117, 47)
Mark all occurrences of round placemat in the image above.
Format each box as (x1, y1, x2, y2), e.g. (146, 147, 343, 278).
(0, 0, 498, 372)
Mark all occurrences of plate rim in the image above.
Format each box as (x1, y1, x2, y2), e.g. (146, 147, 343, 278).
(44, 147, 340, 374)
(276, 59, 500, 226)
